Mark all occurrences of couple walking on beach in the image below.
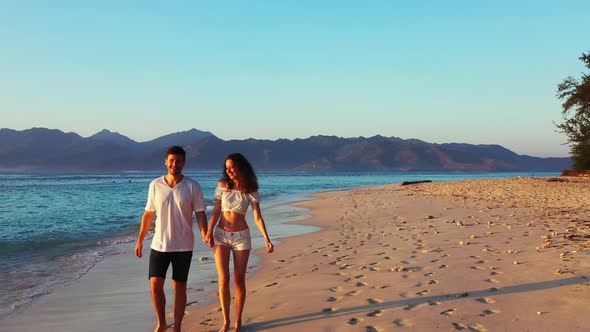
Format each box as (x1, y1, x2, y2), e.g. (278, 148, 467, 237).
(134, 146, 274, 332)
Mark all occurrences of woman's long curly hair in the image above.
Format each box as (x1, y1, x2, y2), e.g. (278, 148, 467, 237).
(221, 153, 259, 193)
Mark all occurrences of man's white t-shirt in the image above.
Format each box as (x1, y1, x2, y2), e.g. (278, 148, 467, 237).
(145, 176, 206, 252)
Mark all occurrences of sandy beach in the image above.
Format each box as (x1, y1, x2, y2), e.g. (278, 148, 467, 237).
(186, 177, 590, 331)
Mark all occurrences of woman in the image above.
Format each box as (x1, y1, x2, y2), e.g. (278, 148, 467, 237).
(206, 153, 273, 332)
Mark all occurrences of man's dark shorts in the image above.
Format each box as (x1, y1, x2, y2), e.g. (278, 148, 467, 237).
(149, 249, 193, 282)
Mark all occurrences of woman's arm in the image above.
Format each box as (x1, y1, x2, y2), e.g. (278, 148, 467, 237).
(252, 203, 273, 253)
(206, 180, 227, 248)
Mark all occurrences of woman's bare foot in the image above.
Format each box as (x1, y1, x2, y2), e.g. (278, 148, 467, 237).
(219, 321, 230, 332)
(235, 319, 242, 332)
(154, 323, 168, 332)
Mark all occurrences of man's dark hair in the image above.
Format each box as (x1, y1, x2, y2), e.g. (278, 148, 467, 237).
(166, 146, 186, 159)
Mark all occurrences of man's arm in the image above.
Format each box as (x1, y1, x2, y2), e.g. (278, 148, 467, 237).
(135, 211, 155, 257)
(195, 211, 208, 244)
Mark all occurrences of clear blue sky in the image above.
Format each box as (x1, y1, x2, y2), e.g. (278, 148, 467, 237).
(1, 1, 588, 157)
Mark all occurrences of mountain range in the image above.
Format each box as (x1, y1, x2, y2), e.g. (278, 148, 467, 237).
(0, 127, 571, 172)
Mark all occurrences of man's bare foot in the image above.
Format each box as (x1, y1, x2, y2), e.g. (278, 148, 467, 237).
(172, 322, 182, 332)
(219, 321, 230, 332)
(235, 319, 242, 332)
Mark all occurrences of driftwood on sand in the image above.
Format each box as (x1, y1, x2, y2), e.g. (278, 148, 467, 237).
(401, 180, 433, 186)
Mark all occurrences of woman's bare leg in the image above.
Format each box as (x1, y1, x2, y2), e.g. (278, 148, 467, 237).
(232, 249, 250, 332)
(214, 245, 232, 332)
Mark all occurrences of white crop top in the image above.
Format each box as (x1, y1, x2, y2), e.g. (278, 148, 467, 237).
(214, 187, 260, 215)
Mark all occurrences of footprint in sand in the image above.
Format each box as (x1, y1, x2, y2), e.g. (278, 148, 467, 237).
(440, 308, 456, 316)
(394, 318, 415, 327)
(469, 324, 489, 332)
(329, 286, 343, 293)
(327, 296, 342, 302)
(367, 310, 383, 317)
(199, 318, 213, 326)
(322, 307, 336, 313)
(481, 309, 500, 316)
(367, 298, 383, 304)
(453, 323, 488, 332)
(366, 326, 383, 332)
(265, 282, 278, 287)
(416, 289, 431, 296)
(485, 278, 500, 283)
(347, 317, 362, 325)
(452, 322, 468, 330)
(424, 272, 435, 277)
(428, 279, 439, 284)
(403, 303, 419, 311)
(475, 297, 496, 304)
(346, 290, 362, 296)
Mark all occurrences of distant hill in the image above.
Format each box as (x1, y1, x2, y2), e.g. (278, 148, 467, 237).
(140, 128, 214, 150)
(89, 129, 137, 147)
(0, 127, 572, 172)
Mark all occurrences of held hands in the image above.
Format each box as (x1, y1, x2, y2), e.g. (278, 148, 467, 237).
(202, 230, 214, 248)
(265, 240, 274, 253)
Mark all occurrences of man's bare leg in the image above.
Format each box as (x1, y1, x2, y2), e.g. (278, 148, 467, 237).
(150, 277, 167, 332)
(172, 280, 187, 332)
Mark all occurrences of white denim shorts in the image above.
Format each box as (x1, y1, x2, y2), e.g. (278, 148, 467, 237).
(213, 227, 252, 251)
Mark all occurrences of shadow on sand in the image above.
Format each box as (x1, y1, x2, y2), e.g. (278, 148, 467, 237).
(242, 275, 589, 331)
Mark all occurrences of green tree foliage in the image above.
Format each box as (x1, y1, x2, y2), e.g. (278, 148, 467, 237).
(556, 52, 590, 171)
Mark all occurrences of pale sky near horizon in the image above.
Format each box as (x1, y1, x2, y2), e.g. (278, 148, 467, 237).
(1, 1, 588, 157)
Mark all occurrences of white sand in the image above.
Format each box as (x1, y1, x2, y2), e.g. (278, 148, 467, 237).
(186, 177, 590, 331)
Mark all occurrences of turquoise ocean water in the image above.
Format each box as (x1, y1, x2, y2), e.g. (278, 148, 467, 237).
(0, 171, 557, 317)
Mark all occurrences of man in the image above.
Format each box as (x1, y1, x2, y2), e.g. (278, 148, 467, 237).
(135, 146, 208, 332)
